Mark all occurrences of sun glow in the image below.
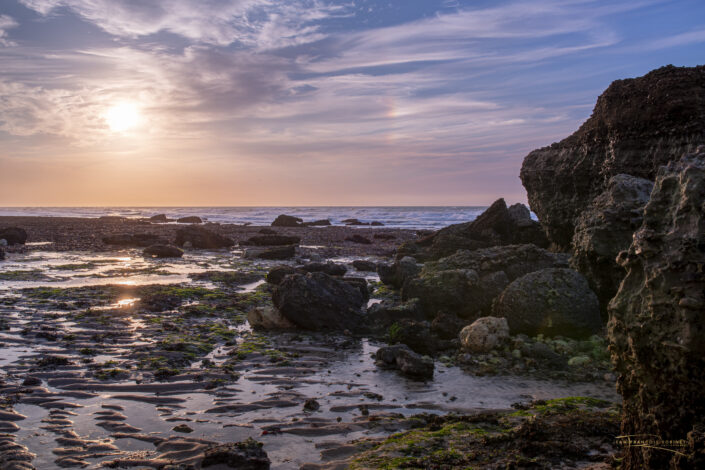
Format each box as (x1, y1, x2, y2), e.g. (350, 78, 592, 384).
(105, 102, 142, 132)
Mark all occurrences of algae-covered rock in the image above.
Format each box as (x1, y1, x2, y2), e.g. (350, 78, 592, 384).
(459, 316, 509, 353)
(493, 268, 601, 338)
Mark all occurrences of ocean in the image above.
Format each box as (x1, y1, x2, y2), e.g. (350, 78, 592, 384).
(0, 206, 490, 230)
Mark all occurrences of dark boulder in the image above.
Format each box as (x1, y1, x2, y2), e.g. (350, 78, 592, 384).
(103, 233, 164, 247)
(265, 265, 298, 285)
(271, 214, 303, 227)
(352, 260, 377, 272)
(403, 244, 569, 320)
(303, 219, 331, 226)
(493, 268, 601, 338)
(299, 261, 347, 276)
(245, 245, 296, 260)
(367, 299, 425, 329)
(143, 244, 184, 258)
(520, 342, 568, 369)
(521, 65, 705, 249)
(177, 216, 202, 224)
(175, 226, 234, 249)
(388, 318, 434, 355)
(258, 228, 277, 235)
(149, 214, 169, 223)
(0, 247, 4, 261)
(571, 174, 654, 317)
(0, 227, 28, 245)
(201, 438, 271, 469)
(342, 277, 369, 303)
(431, 312, 468, 340)
(396, 199, 548, 262)
(342, 218, 366, 225)
(345, 234, 372, 244)
(377, 256, 420, 289)
(375, 344, 433, 380)
(608, 150, 705, 469)
(370, 221, 384, 226)
(242, 235, 301, 246)
(272, 272, 364, 331)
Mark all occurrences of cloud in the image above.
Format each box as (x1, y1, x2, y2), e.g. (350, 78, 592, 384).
(642, 28, 705, 50)
(0, 14, 18, 46)
(19, 0, 350, 49)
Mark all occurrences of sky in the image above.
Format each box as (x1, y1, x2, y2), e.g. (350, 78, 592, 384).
(0, 0, 703, 207)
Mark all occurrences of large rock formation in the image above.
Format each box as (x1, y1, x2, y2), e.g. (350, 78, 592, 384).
(608, 150, 705, 469)
(521, 65, 705, 250)
(402, 244, 569, 319)
(174, 226, 234, 249)
(571, 174, 654, 316)
(396, 199, 548, 262)
(493, 268, 601, 339)
(272, 272, 364, 331)
(0, 227, 27, 245)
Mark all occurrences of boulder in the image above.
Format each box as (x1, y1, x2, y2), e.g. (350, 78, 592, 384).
(371, 221, 384, 226)
(149, 214, 169, 222)
(201, 438, 271, 469)
(244, 245, 296, 260)
(375, 344, 433, 380)
(493, 268, 601, 338)
(521, 65, 705, 249)
(396, 199, 548, 262)
(352, 260, 377, 272)
(177, 216, 203, 224)
(388, 319, 434, 355)
(299, 261, 347, 276)
(271, 214, 303, 227)
(0, 227, 28, 245)
(345, 234, 372, 244)
(265, 265, 298, 285)
(342, 218, 366, 225)
(571, 174, 654, 316)
(258, 228, 277, 235)
(175, 226, 234, 249)
(242, 235, 301, 246)
(303, 219, 331, 226)
(459, 317, 509, 352)
(377, 256, 420, 289)
(342, 277, 369, 303)
(367, 299, 425, 329)
(247, 306, 296, 330)
(608, 150, 705, 469)
(272, 272, 364, 331)
(403, 244, 569, 319)
(520, 342, 567, 369)
(143, 244, 184, 258)
(431, 312, 468, 340)
(103, 233, 164, 247)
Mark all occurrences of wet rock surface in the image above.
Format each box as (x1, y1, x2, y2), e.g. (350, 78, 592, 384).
(0, 227, 28, 245)
(143, 244, 184, 258)
(521, 65, 705, 249)
(175, 226, 235, 249)
(608, 149, 705, 469)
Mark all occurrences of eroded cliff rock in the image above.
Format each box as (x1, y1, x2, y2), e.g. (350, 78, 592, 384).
(521, 65, 705, 250)
(608, 149, 705, 469)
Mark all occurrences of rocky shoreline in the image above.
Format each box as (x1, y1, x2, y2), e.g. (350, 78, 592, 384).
(2, 64, 704, 469)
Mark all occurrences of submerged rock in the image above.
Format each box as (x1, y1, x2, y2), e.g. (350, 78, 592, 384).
(149, 214, 170, 222)
(459, 317, 509, 352)
(521, 65, 705, 249)
(303, 219, 331, 226)
(571, 174, 654, 316)
(175, 226, 234, 249)
(493, 268, 601, 339)
(375, 344, 434, 380)
(396, 199, 548, 261)
(271, 214, 303, 227)
(202, 438, 271, 469)
(299, 261, 347, 276)
(608, 150, 705, 469)
(0, 227, 28, 245)
(403, 244, 569, 320)
(143, 244, 184, 258)
(272, 272, 364, 331)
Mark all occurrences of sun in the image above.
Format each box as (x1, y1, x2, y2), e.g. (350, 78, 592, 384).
(105, 102, 142, 133)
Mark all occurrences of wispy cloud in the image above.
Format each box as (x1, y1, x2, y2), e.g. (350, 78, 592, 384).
(0, 14, 18, 46)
